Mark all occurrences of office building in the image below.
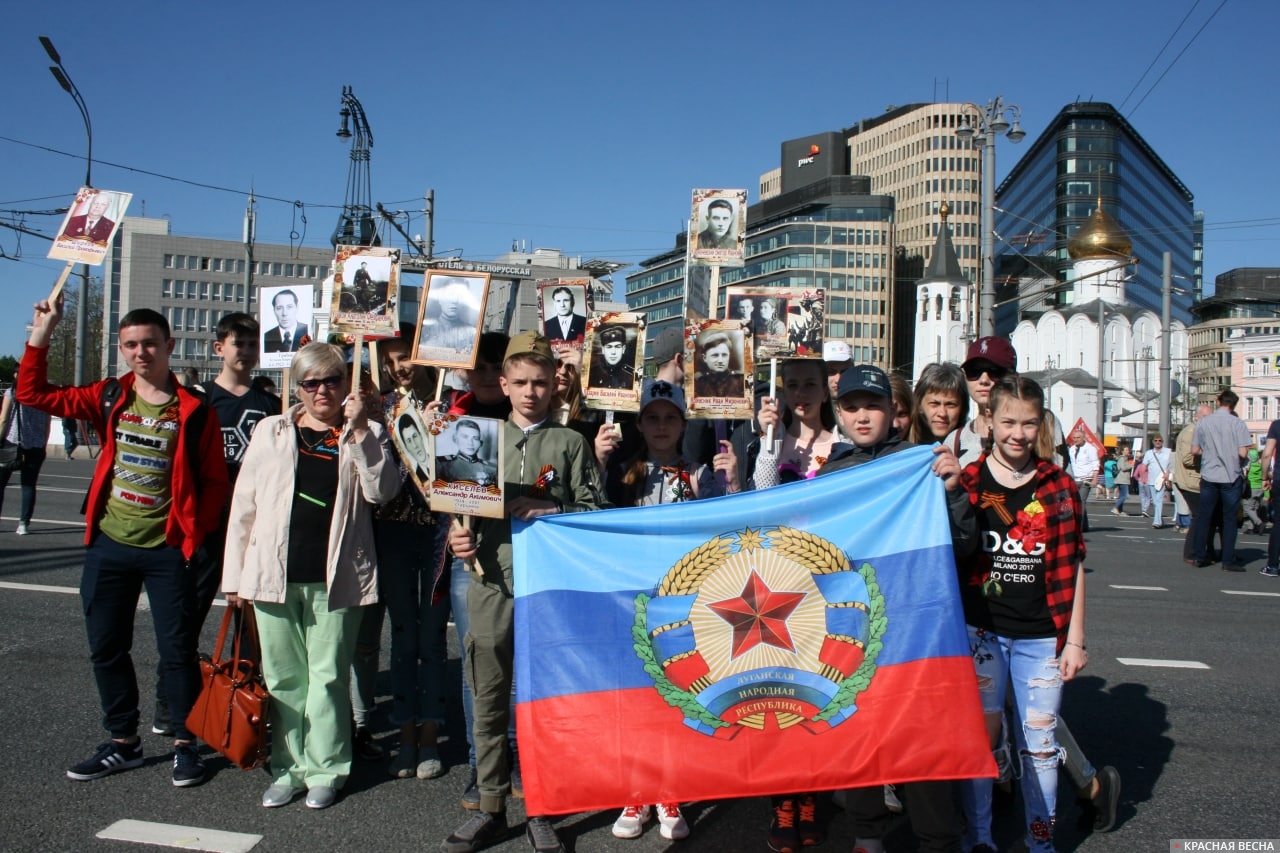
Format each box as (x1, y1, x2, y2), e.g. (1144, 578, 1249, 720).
(1190, 267, 1280, 407)
(993, 102, 1199, 333)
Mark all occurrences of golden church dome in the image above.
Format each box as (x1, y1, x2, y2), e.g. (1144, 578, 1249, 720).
(1068, 203, 1133, 260)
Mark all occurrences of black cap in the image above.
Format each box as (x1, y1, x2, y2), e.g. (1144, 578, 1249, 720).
(836, 364, 891, 399)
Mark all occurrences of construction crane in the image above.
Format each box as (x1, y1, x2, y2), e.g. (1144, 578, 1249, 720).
(331, 85, 380, 247)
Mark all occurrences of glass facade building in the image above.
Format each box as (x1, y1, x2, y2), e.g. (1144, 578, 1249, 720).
(993, 102, 1198, 333)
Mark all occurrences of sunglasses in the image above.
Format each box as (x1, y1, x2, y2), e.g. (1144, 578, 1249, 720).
(298, 375, 343, 393)
(963, 364, 1008, 381)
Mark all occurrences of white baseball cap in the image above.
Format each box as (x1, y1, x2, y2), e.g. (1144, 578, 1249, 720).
(823, 341, 852, 363)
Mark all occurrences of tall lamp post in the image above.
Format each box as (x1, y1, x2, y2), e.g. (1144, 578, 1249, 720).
(956, 97, 1025, 338)
(40, 36, 93, 385)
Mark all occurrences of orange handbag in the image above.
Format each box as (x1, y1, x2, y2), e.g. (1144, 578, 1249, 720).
(186, 605, 270, 770)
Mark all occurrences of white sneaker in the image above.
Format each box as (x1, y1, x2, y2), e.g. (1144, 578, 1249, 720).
(612, 804, 651, 839)
(15, 522, 29, 535)
(657, 803, 689, 840)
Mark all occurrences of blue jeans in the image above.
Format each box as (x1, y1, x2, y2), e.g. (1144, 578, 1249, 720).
(962, 628, 1064, 853)
(350, 601, 385, 728)
(450, 558, 516, 768)
(380, 519, 450, 726)
(81, 535, 198, 741)
(1196, 478, 1243, 564)
(1150, 486, 1168, 526)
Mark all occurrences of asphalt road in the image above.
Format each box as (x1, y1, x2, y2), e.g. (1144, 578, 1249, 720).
(1, 459, 1276, 852)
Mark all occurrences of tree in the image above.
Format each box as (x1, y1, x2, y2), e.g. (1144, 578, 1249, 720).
(46, 275, 104, 386)
(0, 354, 17, 385)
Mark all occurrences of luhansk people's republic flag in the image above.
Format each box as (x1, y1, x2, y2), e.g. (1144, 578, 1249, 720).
(512, 444, 994, 814)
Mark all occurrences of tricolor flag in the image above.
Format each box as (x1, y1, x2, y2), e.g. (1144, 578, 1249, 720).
(512, 445, 993, 814)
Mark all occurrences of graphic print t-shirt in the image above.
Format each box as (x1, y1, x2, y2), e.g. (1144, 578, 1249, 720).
(99, 393, 179, 549)
(205, 383, 279, 487)
(963, 464, 1056, 639)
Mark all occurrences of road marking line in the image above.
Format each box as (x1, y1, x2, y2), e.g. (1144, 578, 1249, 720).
(0, 581, 78, 595)
(1104, 535, 1147, 540)
(1109, 585, 1169, 591)
(97, 819, 261, 852)
(1222, 589, 1280, 597)
(1116, 658, 1210, 669)
(0, 514, 87, 527)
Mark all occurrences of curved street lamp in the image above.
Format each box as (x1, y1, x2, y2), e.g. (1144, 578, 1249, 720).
(40, 35, 94, 385)
(956, 96, 1025, 339)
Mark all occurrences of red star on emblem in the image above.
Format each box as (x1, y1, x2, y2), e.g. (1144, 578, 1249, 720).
(707, 571, 805, 658)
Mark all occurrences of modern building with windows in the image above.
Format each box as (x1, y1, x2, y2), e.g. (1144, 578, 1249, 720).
(1189, 267, 1280, 407)
(992, 102, 1199, 333)
(102, 217, 334, 382)
(629, 136, 895, 370)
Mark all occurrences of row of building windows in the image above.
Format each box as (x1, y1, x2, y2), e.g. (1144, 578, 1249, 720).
(1244, 397, 1280, 421)
(163, 254, 328, 280)
(163, 279, 253, 302)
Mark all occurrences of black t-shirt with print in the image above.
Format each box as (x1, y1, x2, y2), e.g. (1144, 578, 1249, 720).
(963, 464, 1056, 639)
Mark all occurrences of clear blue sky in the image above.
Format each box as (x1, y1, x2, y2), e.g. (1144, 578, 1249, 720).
(4, 0, 1276, 361)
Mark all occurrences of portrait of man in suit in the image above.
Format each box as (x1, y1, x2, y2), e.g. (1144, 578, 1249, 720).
(263, 289, 309, 353)
(542, 285, 587, 343)
(396, 412, 433, 485)
(60, 193, 117, 244)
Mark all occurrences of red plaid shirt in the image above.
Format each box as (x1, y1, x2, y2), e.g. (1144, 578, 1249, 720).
(960, 455, 1085, 653)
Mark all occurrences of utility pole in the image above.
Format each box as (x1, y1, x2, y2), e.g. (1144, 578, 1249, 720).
(243, 192, 256, 311)
(1160, 251, 1173, 441)
(424, 189, 435, 261)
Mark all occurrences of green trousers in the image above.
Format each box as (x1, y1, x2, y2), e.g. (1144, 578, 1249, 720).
(255, 583, 362, 789)
(466, 574, 515, 814)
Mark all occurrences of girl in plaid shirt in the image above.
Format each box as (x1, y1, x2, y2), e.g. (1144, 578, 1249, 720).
(957, 376, 1087, 853)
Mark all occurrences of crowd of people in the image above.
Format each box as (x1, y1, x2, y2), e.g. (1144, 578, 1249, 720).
(35, 289, 1280, 852)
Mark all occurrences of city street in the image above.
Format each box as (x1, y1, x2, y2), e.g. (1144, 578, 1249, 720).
(1, 458, 1276, 851)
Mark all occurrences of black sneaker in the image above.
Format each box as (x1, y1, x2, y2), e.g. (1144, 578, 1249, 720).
(354, 726, 383, 760)
(152, 699, 174, 737)
(461, 766, 481, 810)
(67, 740, 144, 781)
(797, 792, 823, 846)
(172, 743, 206, 787)
(525, 817, 564, 853)
(1091, 765, 1121, 832)
(768, 796, 800, 853)
(441, 810, 506, 853)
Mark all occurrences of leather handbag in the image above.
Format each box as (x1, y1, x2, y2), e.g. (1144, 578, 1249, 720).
(186, 605, 270, 770)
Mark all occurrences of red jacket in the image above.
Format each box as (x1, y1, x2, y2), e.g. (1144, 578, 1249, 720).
(17, 344, 228, 559)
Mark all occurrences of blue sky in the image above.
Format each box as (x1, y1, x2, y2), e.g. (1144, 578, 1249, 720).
(3, 0, 1276, 360)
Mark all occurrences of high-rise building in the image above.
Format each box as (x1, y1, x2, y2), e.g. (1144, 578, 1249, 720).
(762, 104, 987, 369)
(993, 102, 1198, 333)
(1189, 267, 1280, 407)
(629, 135, 895, 370)
(102, 217, 333, 383)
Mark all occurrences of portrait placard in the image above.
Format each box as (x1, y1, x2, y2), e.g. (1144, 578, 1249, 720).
(49, 187, 133, 266)
(582, 312, 645, 412)
(685, 318, 754, 420)
(330, 245, 400, 336)
(725, 286, 825, 361)
(689, 188, 747, 267)
(260, 284, 316, 369)
(429, 414, 504, 518)
(538, 278, 590, 353)
(413, 271, 489, 369)
(389, 396, 434, 500)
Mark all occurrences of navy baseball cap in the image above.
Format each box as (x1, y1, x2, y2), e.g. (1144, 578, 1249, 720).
(836, 364, 891, 399)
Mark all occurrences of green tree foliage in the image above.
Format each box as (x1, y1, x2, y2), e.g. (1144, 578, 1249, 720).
(0, 354, 17, 385)
(46, 275, 104, 386)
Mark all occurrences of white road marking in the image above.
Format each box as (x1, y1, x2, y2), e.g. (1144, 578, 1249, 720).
(1222, 589, 1280, 597)
(0, 581, 78, 595)
(0, 514, 87, 527)
(1116, 658, 1210, 669)
(1105, 535, 1149, 540)
(97, 819, 261, 852)
(1110, 585, 1169, 591)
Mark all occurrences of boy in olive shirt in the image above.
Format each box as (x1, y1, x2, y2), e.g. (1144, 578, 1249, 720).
(442, 332, 606, 853)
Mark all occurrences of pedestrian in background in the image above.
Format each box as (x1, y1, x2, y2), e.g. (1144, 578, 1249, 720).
(62, 416, 80, 459)
(1, 378, 51, 535)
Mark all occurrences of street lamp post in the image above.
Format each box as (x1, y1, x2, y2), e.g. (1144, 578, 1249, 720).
(40, 36, 94, 385)
(956, 97, 1025, 339)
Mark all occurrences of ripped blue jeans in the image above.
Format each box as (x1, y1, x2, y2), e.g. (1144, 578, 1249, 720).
(962, 627, 1063, 853)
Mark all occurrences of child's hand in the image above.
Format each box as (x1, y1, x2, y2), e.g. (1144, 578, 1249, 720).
(448, 522, 477, 559)
(508, 496, 559, 520)
(594, 422, 621, 468)
(932, 444, 962, 490)
(756, 397, 781, 435)
(713, 440, 741, 493)
(1059, 642, 1087, 680)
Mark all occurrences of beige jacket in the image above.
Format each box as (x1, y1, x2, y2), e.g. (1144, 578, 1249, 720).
(222, 404, 400, 609)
